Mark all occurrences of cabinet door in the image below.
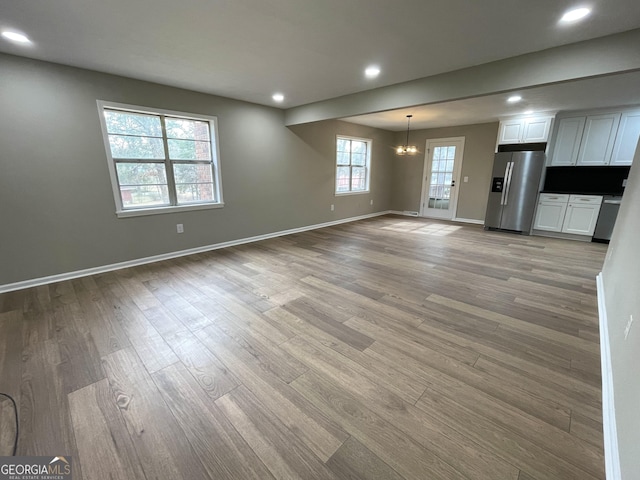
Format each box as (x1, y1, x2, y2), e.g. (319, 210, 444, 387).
(522, 117, 552, 143)
(533, 201, 567, 232)
(498, 119, 524, 144)
(610, 111, 640, 166)
(561, 203, 601, 236)
(550, 117, 585, 166)
(576, 113, 621, 166)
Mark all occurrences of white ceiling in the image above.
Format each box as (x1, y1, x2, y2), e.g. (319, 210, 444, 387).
(1, 0, 640, 114)
(342, 71, 640, 131)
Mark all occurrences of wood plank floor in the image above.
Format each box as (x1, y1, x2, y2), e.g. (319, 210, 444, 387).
(0, 215, 607, 479)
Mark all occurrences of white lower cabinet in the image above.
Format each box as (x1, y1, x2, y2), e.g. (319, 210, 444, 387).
(561, 195, 603, 236)
(534, 194, 602, 237)
(533, 195, 569, 232)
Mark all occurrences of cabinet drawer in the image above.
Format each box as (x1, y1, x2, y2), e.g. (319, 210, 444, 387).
(568, 195, 603, 205)
(539, 193, 569, 204)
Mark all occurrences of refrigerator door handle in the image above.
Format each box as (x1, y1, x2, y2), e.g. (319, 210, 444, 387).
(500, 162, 511, 205)
(503, 162, 514, 206)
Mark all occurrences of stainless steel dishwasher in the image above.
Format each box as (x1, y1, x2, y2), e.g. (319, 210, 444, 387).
(593, 196, 623, 243)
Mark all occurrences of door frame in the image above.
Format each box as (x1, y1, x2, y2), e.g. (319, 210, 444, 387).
(419, 137, 466, 219)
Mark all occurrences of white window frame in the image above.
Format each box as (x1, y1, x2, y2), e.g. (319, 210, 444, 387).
(97, 100, 224, 218)
(335, 135, 372, 196)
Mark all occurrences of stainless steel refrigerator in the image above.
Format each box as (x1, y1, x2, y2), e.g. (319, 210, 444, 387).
(484, 151, 545, 234)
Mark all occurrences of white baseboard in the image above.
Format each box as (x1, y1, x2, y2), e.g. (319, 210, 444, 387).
(453, 217, 485, 225)
(532, 229, 593, 242)
(388, 210, 419, 217)
(389, 211, 485, 225)
(0, 211, 390, 294)
(597, 273, 621, 480)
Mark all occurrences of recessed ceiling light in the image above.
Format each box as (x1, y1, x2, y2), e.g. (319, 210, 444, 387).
(507, 95, 522, 103)
(364, 66, 380, 79)
(1, 30, 32, 44)
(560, 7, 591, 23)
(272, 93, 284, 103)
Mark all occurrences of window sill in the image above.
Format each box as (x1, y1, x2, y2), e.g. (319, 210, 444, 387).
(116, 202, 224, 218)
(335, 190, 371, 197)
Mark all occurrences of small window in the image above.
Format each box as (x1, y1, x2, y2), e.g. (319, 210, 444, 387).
(336, 136, 371, 195)
(97, 101, 223, 217)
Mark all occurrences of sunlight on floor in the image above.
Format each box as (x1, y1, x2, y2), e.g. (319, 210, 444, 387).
(382, 222, 463, 236)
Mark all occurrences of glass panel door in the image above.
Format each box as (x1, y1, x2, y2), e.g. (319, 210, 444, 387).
(421, 138, 465, 219)
(427, 146, 455, 211)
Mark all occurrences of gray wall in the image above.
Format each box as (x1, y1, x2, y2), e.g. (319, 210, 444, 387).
(0, 53, 395, 286)
(601, 141, 640, 477)
(391, 122, 498, 220)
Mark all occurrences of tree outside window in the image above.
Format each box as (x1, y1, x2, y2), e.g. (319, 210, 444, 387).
(98, 102, 223, 214)
(336, 136, 371, 194)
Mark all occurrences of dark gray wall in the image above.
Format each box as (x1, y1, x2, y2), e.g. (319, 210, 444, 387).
(601, 140, 640, 477)
(391, 122, 498, 220)
(0, 53, 394, 285)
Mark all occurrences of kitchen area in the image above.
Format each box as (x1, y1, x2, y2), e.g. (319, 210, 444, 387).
(485, 106, 639, 243)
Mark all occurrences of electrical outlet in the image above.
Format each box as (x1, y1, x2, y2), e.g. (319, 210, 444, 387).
(624, 314, 634, 339)
(177, 223, 184, 234)
(370, 199, 374, 205)
(464, 176, 469, 183)
(330, 204, 335, 211)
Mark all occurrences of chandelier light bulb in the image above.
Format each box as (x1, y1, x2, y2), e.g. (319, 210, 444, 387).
(396, 115, 417, 155)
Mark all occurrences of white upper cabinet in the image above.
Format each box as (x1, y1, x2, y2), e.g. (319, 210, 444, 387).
(576, 113, 621, 166)
(550, 117, 585, 166)
(522, 117, 553, 143)
(610, 110, 640, 166)
(549, 107, 639, 167)
(497, 116, 553, 145)
(498, 119, 525, 144)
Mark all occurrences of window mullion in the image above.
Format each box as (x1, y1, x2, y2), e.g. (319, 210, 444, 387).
(160, 115, 178, 206)
(349, 144, 354, 192)
(114, 159, 165, 164)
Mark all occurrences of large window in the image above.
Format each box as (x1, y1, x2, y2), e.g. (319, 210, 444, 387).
(97, 101, 223, 217)
(336, 136, 371, 194)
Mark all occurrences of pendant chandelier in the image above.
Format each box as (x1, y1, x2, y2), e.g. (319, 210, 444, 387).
(396, 114, 417, 155)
